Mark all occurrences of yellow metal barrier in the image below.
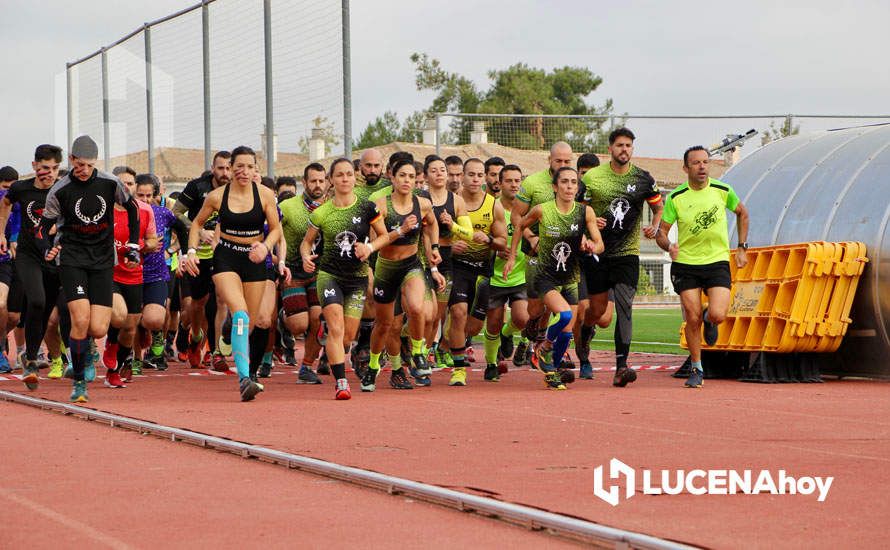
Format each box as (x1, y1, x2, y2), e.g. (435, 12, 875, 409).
(680, 242, 868, 353)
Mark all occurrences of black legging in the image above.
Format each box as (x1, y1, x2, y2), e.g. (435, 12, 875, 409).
(14, 254, 61, 361)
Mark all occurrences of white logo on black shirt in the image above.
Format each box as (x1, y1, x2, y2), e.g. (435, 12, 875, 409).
(74, 197, 107, 225)
(335, 231, 357, 257)
(552, 242, 571, 272)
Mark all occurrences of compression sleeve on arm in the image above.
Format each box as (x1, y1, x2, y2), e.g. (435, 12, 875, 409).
(450, 215, 474, 241)
(123, 198, 140, 246)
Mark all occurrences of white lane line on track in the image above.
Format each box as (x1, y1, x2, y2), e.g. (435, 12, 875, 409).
(0, 487, 133, 550)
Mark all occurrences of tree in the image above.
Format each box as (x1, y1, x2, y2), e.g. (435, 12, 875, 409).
(354, 111, 402, 149)
(761, 115, 800, 145)
(410, 53, 613, 151)
(298, 116, 340, 155)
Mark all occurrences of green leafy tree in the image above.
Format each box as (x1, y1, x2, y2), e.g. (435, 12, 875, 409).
(761, 115, 800, 145)
(410, 53, 613, 151)
(354, 111, 402, 149)
(298, 116, 340, 154)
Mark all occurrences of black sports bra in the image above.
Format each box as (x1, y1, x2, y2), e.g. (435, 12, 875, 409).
(420, 189, 456, 238)
(219, 182, 264, 238)
(386, 194, 422, 246)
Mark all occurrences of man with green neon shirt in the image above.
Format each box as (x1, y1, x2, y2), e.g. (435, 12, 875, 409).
(581, 128, 662, 388)
(482, 164, 529, 381)
(656, 145, 749, 388)
(511, 141, 573, 366)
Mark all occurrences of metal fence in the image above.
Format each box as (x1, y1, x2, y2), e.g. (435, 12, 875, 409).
(66, 0, 350, 181)
(432, 113, 890, 160)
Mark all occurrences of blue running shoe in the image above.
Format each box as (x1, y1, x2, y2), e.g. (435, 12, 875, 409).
(579, 362, 594, 380)
(70, 380, 88, 403)
(685, 367, 704, 388)
(0, 352, 11, 374)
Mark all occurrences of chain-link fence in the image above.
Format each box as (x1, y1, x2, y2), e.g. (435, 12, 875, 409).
(432, 113, 890, 161)
(66, 0, 348, 183)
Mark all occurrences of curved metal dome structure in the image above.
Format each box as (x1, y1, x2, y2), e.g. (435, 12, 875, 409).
(721, 124, 890, 377)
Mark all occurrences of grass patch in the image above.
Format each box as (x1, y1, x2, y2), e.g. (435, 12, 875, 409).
(588, 307, 684, 355)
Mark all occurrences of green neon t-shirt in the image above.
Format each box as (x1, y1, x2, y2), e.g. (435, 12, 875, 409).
(662, 178, 740, 265)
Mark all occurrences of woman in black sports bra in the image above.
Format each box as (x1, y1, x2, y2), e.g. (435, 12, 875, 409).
(418, 155, 473, 369)
(360, 158, 443, 393)
(182, 145, 282, 402)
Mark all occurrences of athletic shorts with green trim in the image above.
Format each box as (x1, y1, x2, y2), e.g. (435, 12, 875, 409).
(316, 271, 368, 319)
(373, 255, 425, 304)
(535, 272, 579, 306)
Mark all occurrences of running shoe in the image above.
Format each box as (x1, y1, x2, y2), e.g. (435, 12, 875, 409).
(239, 377, 262, 402)
(202, 351, 212, 367)
(70, 380, 88, 403)
(104, 369, 126, 388)
(102, 342, 118, 370)
(84, 357, 96, 383)
(48, 356, 64, 379)
(217, 336, 232, 357)
(558, 367, 576, 384)
(22, 361, 39, 390)
(164, 342, 176, 360)
(131, 358, 143, 376)
(334, 378, 351, 400)
(258, 362, 273, 378)
(296, 365, 321, 384)
(532, 343, 553, 371)
(434, 348, 452, 370)
(36, 351, 50, 370)
(579, 362, 594, 380)
(0, 352, 11, 373)
(211, 352, 229, 373)
(449, 367, 467, 386)
(316, 354, 330, 376)
(150, 331, 165, 359)
(560, 358, 576, 371)
(466, 345, 476, 363)
(497, 360, 509, 375)
(360, 368, 378, 392)
(703, 308, 719, 347)
(409, 367, 431, 386)
(283, 348, 297, 366)
(685, 368, 704, 388)
(177, 350, 188, 363)
(500, 332, 514, 360)
(350, 347, 369, 376)
(411, 353, 432, 377)
(513, 341, 529, 368)
(119, 359, 134, 383)
(612, 366, 638, 388)
(186, 334, 203, 368)
(484, 363, 500, 382)
(63, 365, 73, 379)
(545, 371, 567, 391)
(389, 368, 414, 390)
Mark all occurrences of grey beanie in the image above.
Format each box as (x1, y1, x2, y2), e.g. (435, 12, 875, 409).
(71, 135, 99, 159)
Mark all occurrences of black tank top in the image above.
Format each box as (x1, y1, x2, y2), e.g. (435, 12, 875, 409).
(420, 190, 456, 238)
(385, 194, 422, 246)
(219, 182, 264, 238)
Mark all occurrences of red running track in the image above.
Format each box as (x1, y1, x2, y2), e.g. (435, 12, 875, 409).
(3, 349, 888, 549)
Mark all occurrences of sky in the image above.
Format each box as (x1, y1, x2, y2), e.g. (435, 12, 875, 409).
(2, 0, 889, 173)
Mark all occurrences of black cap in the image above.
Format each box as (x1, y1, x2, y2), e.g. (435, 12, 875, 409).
(71, 135, 99, 159)
(0, 166, 19, 182)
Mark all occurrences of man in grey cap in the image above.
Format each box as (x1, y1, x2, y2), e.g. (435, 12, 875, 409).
(35, 135, 142, 402)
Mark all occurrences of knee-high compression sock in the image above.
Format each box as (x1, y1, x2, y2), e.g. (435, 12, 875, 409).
(231, 310, 250, 379)
(249, 327, 270, 378)
(613, 283, 635, 369)
(552, 331, 573, 369)
(116, 344, 131, 370)
(580, 324, 595, 346)
(176, 323, 189, 353)
(70, 337, 89, 382)
(356, 318, 374, 350)
(546, 310, 573, 343)
(369, 351, 381, 371)
(483, 328, 499, 364)
(107, 326, 120, 345)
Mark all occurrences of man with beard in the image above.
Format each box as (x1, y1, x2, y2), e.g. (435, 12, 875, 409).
(173, 151, 231, 369)
(445, 155, 463, 193)
(354, 148, 388, 201)
(581, 128, 662, 387)
(0, 144, 65, 388)
(279, 162, 328, 384)
(483, 156, 505, 198)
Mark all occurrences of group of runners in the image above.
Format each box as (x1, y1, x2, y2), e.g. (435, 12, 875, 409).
(0, 127, 748, 403)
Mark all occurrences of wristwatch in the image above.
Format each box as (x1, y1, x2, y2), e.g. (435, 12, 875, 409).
(738, 242, 749, 250)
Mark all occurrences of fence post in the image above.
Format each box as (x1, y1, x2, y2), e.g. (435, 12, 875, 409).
(144, 25, 155, 175)
(263, 0, 274, 178)
(101, 48, 110, 170)
(435, 114, 441, 157)
(66, 63, 74, 151)
(342, 0, 352, 157)
(202, 0, 211, 170)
